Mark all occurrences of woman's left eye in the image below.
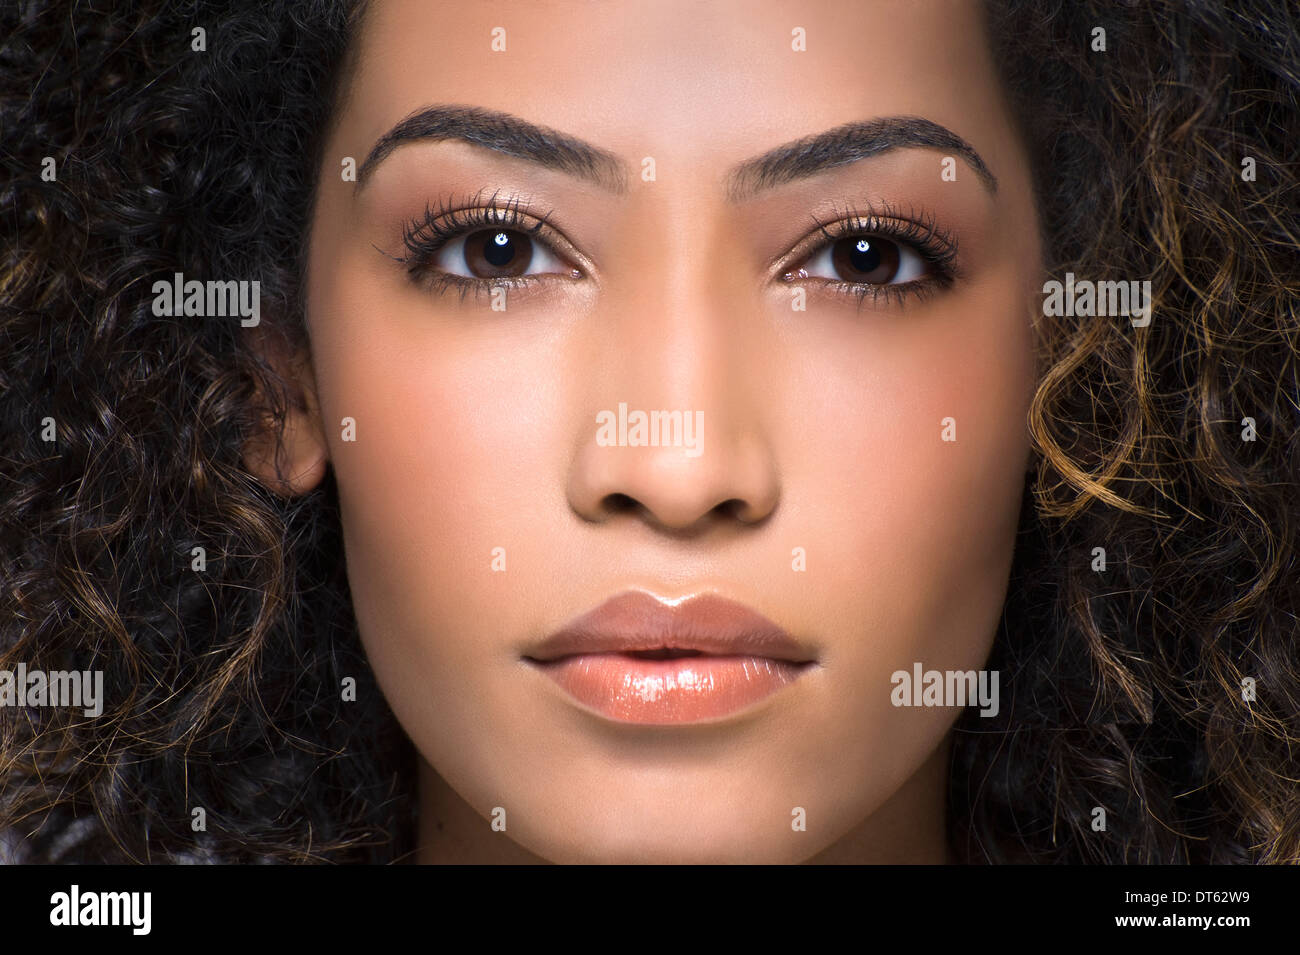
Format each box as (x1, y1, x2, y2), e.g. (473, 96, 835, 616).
(434, 228, 570, 279)
(795, 234, 929, 285)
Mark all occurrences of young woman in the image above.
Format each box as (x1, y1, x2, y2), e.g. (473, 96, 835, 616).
(1, 0, 1296, 863)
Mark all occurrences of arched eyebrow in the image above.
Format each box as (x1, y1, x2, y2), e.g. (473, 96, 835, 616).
(356, 104, 630, 193)
(725, 115, 998, 200)
(356, 106, 997, 200)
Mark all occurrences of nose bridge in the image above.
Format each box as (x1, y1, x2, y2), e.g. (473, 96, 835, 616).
(566, 201, 779, 531)
(616, 177, 770, 409)
(624, 252, 730, 411)
(615, 182, 738, 395)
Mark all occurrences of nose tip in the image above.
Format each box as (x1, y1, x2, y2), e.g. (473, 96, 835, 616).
(567, 413, 779, 534)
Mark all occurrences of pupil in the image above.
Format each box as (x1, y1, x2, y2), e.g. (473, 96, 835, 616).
(831, 235, 899, 283)
(849, 238, 880, 273)
(484, 231, 515, 267)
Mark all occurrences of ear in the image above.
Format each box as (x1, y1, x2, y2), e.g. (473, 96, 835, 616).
(242, 325, 329, 497)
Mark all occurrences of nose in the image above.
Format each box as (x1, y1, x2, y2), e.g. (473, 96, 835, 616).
(566, 252, 780, 535)
(567, 404, 780, 532)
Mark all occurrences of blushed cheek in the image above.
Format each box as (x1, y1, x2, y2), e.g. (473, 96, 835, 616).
(895, 294, 1032, 644)
(793, 274, 1034, 664)
(772, 286, 1032, 808)
(303, 268, 575, 679)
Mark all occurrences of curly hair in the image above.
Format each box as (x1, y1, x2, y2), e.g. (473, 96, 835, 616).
(953, 0, 1300, 863)
(1, 0, 1297, 863)
(0, 0, 403, 863)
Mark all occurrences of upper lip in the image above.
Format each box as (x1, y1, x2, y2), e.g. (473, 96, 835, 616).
(525, 591, 815, 663)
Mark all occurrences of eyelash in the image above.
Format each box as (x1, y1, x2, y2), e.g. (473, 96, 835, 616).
(388, 193, 960, 307)
(778, 200, 960, 308)
(392, 190, 578, 302)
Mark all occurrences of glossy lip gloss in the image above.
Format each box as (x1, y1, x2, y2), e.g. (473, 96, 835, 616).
(523, 591, 816, 725)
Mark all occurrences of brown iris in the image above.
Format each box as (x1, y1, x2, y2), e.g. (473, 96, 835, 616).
(463, 229, 534, 278)
(830, 236, 900, 283)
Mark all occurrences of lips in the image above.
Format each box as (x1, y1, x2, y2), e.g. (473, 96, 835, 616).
(524, 591, 815, 724)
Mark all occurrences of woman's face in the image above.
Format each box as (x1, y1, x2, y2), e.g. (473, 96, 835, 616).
(286, 0, 1041, 862)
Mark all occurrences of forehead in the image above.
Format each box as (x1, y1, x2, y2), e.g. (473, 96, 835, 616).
(338, 0, 1013, 173)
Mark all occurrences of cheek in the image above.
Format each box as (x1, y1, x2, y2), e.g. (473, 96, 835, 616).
(779, 275, 1034, 777)
(303, 264, 573, 705)
(810, 273, 1033, 609)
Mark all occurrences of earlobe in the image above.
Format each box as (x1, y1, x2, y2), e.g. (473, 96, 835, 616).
(241, 328, 330, 497)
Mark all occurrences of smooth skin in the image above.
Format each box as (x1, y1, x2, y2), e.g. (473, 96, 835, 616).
(246, 0, 1042, 863)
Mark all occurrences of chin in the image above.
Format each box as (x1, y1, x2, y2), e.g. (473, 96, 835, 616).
(497, 781, 839, 864)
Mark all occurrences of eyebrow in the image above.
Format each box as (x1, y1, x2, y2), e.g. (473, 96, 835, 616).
(356, 106, 997, 201)
(357, 104, 630, 192)
(726, 116, 998, 200)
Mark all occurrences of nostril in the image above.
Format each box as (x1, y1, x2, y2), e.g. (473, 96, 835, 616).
(603, 492, 639, 514)
(716, 498, 749, 521)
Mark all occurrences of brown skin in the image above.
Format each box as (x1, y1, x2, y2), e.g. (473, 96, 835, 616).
(247, 0, 1042, 862)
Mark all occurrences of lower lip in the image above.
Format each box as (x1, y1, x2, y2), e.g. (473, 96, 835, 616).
(530, 653, 810, 724)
